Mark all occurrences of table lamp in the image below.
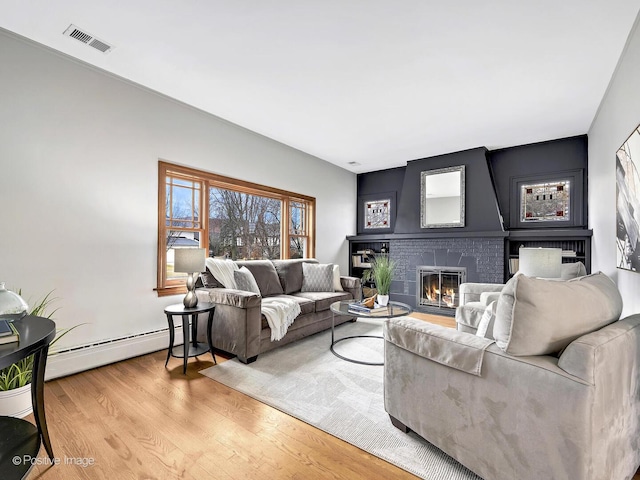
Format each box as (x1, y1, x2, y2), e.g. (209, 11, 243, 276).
(174, 248, 206, 308)
(518, 247, 562, 279)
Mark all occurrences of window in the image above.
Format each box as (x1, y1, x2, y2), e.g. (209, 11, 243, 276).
(157, 161, 315, 295)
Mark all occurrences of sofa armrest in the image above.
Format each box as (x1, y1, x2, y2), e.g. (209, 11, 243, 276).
(385, 316, 494, 376)
(340, 276, 362, 301)
(197, 287, 261, 308)
(196, 287, 262, 361)
(459, 282, 504, 305)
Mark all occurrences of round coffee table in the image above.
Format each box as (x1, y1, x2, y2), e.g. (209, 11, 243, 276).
(330, 300, 412, 366)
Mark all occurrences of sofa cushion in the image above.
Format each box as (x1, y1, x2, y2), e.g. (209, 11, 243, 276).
(234, 267, 261, 295)
(236, 260, 284, 297)
(293, 291, 352, 312)
(494, 272, 623, 356)
(272, 258, 318, 294)
(301, 263, 334, 292)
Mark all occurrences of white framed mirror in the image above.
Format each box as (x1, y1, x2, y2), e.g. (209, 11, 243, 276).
(420, 165, 465, 228)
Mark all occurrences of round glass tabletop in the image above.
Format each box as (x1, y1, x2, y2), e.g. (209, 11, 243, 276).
(330, 300, 412, 318)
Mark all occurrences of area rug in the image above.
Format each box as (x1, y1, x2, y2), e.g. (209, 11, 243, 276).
(200, 318, 481, 480)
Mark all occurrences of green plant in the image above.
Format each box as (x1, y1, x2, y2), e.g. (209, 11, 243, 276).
(362, 255, 396, 296)
(0, 290, 82, 391)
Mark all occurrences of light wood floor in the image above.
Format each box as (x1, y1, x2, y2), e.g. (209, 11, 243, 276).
(25, 313, 640, 479)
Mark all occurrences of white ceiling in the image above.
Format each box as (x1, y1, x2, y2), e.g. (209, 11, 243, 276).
(1, 1, 638, 173)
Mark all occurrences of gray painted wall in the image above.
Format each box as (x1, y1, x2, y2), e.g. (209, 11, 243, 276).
(589, 14, 640, 316)
(0, 30, 356, 352)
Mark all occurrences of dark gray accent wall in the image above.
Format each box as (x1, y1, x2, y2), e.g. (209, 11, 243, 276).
(357, 136, 589, 235)
(357, 166, 405, 234)
(393, 147, 503, 233)
(489, 135, 588, 229)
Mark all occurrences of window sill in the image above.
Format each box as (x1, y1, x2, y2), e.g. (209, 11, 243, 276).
(155, 285, 187, 297)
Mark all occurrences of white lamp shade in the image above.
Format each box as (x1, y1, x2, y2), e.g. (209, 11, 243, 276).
(518, 247, 562, 278)
(174, 248, 206, 273)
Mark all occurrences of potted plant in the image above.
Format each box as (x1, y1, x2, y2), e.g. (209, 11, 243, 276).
(362, 255, 396, 306)
(0, 290, 80, 418)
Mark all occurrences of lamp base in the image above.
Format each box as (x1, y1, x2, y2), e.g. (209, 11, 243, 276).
(183, 273, 199, 308)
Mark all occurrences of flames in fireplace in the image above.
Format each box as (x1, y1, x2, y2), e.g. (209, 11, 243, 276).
(417, 266, 467, 309)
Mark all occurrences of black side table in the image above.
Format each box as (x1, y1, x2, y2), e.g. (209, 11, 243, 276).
(164, 302, 216, 374)
(0, 315, 56, 480)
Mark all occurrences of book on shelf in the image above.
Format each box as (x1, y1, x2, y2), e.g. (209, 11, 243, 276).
(561, 250, 577, 257)
(0, 319, 19, 345)
(352, 255, 371, 268)
(509, 258, 519, 274)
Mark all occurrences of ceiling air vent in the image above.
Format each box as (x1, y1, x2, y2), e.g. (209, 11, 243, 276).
(63, 24, 114, 54)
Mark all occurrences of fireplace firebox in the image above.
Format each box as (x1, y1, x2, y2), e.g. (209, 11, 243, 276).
(417, 266, 467, 309)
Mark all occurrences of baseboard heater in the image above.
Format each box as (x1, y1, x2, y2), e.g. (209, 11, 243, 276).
(45, 326, 184, 381)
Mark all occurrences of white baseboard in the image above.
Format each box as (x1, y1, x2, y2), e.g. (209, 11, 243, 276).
(45, 327, 184, 381)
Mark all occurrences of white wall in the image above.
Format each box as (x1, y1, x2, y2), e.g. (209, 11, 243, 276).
(589, 14, 640, 317)
(0, 30, 356, 352)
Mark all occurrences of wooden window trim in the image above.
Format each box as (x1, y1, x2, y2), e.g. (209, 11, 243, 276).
(157, 161, 316, 294)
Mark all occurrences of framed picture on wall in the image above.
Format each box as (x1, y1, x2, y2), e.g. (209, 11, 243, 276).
(509, 170, 583, 229)
(616, 123, 640, 272)
(358, 192, 396, 234)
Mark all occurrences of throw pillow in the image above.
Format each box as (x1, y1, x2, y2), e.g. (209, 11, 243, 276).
(493, 272, 622, 356)
(475, 301, 496, 339)
(236, 260, 284, 296)
(201, 268, 224, 288)
(234, 267, 261, 295)
(272, 259, 318, 294)
(301, 263, 334, 292)
(333, 264, 344, 292)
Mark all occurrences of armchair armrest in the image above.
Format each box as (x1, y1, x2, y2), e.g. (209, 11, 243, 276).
(558, 314, 640, 385)
(385, 316, 494, 376)
(459, 282, 504, 305)
(480, 291, 501, 305)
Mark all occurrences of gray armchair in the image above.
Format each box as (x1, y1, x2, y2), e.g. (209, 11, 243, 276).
(456, 261, 587, 334)
(384, 272, 640, 480)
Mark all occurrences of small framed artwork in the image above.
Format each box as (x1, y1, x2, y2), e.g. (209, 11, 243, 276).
(616, 123, 640, 272)
(358, 192, 396, 234)
(510, 170, 583, 229)
(365, 198, 390, 229)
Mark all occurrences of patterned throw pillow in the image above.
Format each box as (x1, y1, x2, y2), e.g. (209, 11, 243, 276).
(234, 266, 261, 295)
(301, 263, 334, 292)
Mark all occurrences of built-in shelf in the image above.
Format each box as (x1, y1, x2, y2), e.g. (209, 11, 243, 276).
(505, 229, 592, 279)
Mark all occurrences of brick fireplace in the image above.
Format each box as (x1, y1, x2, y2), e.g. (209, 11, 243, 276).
(388, 236, 504, 315)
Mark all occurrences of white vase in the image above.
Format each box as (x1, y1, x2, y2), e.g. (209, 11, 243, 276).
(0, 383, 33, 418)
(377, 294, 389, 306)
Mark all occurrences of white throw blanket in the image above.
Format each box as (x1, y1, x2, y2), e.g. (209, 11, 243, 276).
(205, 257, 238, 289)
(204, 258, 300, 341)
(261, 297, 301, 341)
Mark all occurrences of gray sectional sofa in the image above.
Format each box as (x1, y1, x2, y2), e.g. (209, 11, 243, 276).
(195, 258, 361, 363)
